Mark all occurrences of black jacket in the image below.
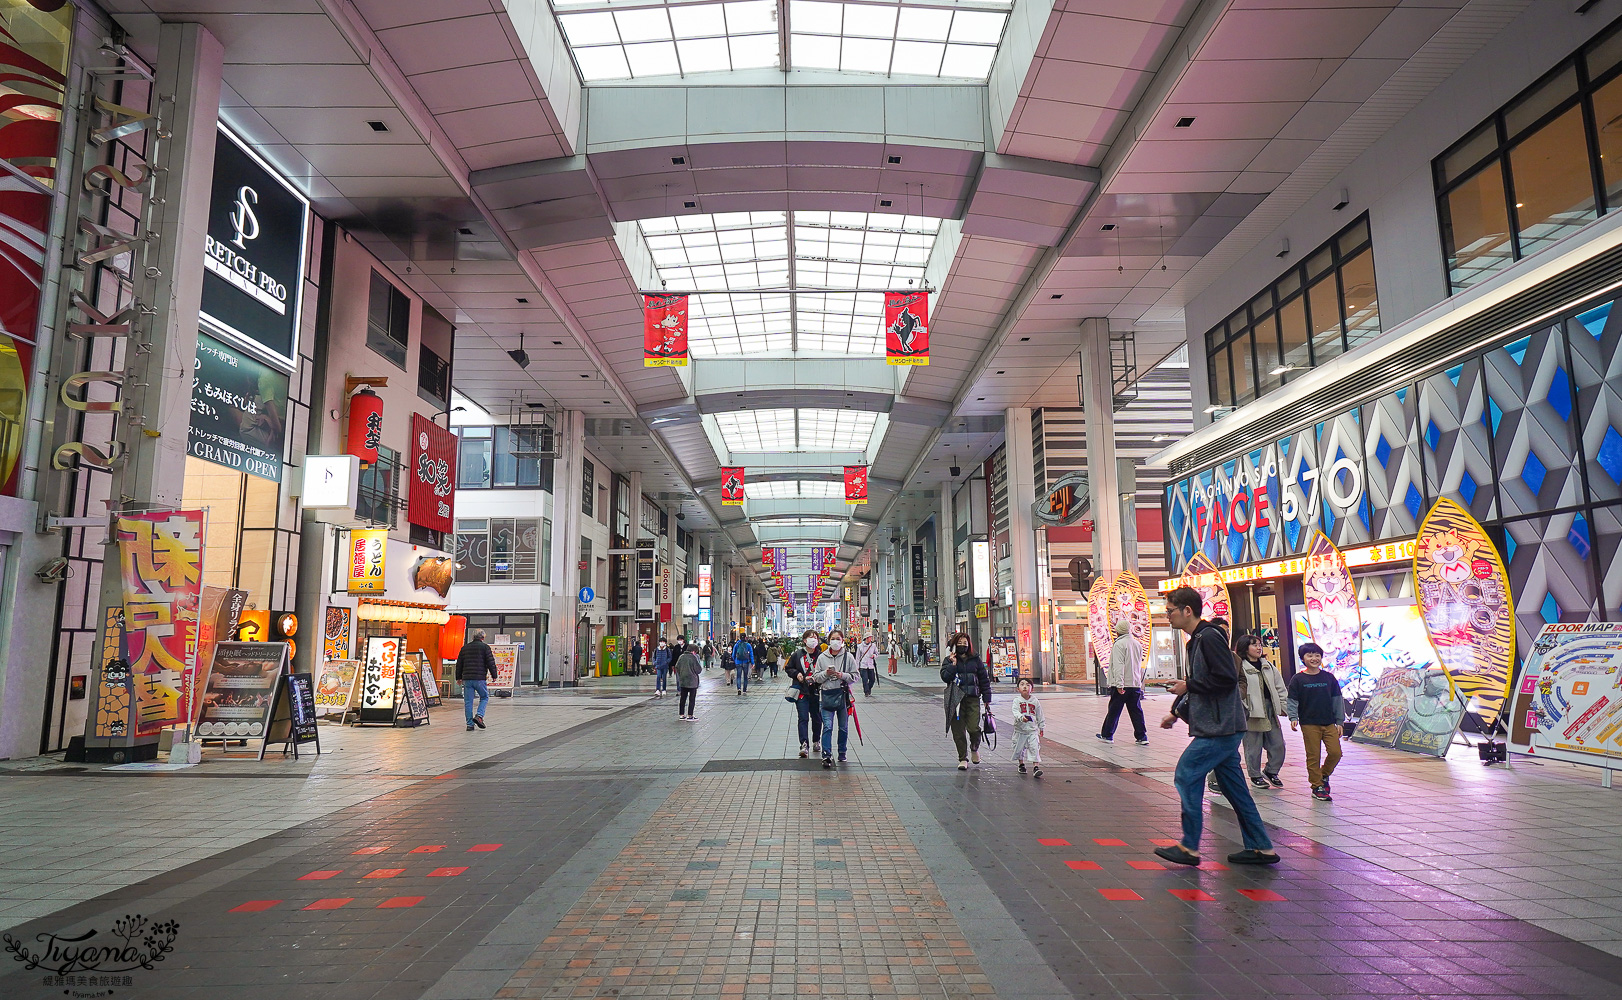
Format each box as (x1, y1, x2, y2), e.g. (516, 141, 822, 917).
(1183, 621, 1245, 738)
(940, 653, 992, 703)
(455, 639, 498, 681)
(786, 648, 819, 694)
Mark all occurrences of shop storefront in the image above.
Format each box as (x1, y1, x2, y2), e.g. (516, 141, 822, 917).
(1163, 277, 1622, 697)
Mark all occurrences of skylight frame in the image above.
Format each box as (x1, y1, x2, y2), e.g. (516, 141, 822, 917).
(743, 480, 846, 499)
(712, 408, 879, 453)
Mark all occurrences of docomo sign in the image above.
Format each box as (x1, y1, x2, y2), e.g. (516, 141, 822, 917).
(1158, 537, 1417, 592)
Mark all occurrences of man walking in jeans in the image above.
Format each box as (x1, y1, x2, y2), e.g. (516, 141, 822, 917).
(456, 629, 498, 731)
(1152, 587, 1280, 867)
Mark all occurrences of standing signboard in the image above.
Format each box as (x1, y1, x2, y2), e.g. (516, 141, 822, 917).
(115, 511, 206, 738)
(490, 643, 520, 693)
(358, 636, 402, 724)
(195, 642, 288, 742)
(1413, 497, 1516, 731)
(1508, 623, 1622, 771)
(396, 669, 430, 727)
(313, 659, 361, 719)
(263, 672, 321, 758)
(409, 650, 442, 706)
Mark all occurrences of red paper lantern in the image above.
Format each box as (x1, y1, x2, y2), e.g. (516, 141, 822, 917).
(439, 614, 467, 660)
(347, 389, 384, 467)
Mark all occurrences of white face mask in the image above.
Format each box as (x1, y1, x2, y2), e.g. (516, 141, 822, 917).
(829, 640, 845, 653)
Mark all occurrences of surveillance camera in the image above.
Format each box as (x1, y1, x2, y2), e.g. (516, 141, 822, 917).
(508, 348, 531, 369)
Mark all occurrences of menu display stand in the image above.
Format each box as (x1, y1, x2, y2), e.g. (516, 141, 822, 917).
(395, 669, 430, 728)
(195, 642, 290, 758)
(263, 672, 322, 759)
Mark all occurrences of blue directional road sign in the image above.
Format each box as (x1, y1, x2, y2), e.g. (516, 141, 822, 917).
(579, 586, 594, 603)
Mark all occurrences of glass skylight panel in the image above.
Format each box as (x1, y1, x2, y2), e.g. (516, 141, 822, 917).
(788, 1, 1009, 80)
(744, 480, 845, 499)
(558, 1, 779, 81)
(716, 409, 797, 452)
(798, 409, 877, 450)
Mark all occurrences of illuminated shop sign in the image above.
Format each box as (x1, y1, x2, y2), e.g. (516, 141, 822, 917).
(1158, 538, 1417, 591)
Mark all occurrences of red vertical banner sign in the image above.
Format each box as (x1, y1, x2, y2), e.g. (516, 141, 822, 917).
(347, 389, 383, 466)
(884, 290, 929, 366)
(844, 465, 868, 505)
(407, 413, 458, 533)
(115, 511, 206, 737)
(720, 467, 745, 505)
(643, 293, 689, 367)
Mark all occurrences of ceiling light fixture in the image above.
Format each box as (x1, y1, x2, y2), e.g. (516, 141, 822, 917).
(1100, 224, 1116, 231)
(1270, 364, 1296, 375)
(366, 120, 389, 132)
(1174, 116, 1195, 128)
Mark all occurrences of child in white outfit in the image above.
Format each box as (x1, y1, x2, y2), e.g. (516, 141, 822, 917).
(1011, 678, 1045, 778)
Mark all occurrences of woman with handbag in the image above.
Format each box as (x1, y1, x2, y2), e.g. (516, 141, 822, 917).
(941, 632, 992, 770)
(785, 629, 823, 758)
(810, 628, 858, 768)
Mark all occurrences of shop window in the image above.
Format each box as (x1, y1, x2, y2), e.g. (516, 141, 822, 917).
(456, 518, 488, 583)
(357, 444, 400, 526)
(1433, 26, 1622, 291)
(1201, 214, 1376, 413)
(459, 427, 492, 488)
(454, 425, 554, 490)
(366, 270, 410, 368)
(489, 518, 541, 581)
(540, 517, 553, 585)
(418, 343, 450, 408)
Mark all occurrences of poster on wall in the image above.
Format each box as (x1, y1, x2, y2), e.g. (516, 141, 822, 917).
(199, 126, 309, 369)
(195, 642, 288, 739)
(313, 659, 360, 718)
(1107, 570, 1151, 678)
(1507, 623, 1622, 767)
(360, 635, 401, 722)
(116, 511, 205, 738)
(1302, 531, 1361, 679)
(323, 605, 352, 659)
(187, 333, 289, 482)
(491, 643, 519, 692)
(407, 413, 457, 533)
(1414, 497, 1516, 732)
(347, 529, 386, 594)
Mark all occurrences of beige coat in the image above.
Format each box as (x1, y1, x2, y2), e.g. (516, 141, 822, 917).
(1240, 655, 1288, 732)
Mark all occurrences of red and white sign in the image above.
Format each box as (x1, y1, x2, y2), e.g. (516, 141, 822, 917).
(659, 565, 673, 622)
(844, 465, 868, 505)
(643, 293, 689, 367)
(720, 467, 745, 505)
(347, 389, 383, 466)
(884, 290, 929, 366)
(407, 414, 457, 533)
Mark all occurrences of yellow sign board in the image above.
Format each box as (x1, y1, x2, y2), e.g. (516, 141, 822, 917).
(347, 529, 387, 594)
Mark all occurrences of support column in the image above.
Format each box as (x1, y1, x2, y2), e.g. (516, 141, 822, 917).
(1005, 407, 1047, 682)
(84, 23, 223, 751)
(664, 507, 678, 640)
(938, 483, 958, 643)
(627, 471, 642, 648)
(547, 410, 584, 685)
(1079, 318, 1128, 578)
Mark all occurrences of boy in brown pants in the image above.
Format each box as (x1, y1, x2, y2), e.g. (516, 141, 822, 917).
(1285, 642, 1345, 801)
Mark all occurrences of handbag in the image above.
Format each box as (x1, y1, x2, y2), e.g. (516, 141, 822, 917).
(820, 682, 849, 712)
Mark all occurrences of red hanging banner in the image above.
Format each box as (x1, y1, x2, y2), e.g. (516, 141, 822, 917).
(884, 290, 929, 366)
(407, 413, 458, 533)
(844, 465, 868, 505)
(643, 293, 689, 367)
(720, 467, 745, 505)
(347, 389, 383, 466)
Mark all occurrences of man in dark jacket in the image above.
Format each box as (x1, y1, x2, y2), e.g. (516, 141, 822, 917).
(1153, 587, 1279, 867)
(940, 632, 992, 769)
(456, 630, 499, 731)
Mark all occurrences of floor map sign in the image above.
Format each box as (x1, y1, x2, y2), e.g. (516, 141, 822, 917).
(1508, 623, 1622, 768)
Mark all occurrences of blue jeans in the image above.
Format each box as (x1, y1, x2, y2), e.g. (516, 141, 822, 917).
(464, 679, 489, 726)
(655, 665, 668, 691)
(1173, 731, 1273, 852)
(735, 664, 750, 691)
(820, 704, 849, 757)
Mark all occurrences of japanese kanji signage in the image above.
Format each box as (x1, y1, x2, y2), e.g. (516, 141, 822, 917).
(643, 293, 689, 367)
(347, 529, 386, 594)
(844, 465, 868, 505)
(884, 290, 929, 366)
(407, 413, 457, 533)
(115, 511, 205, 738)
(720, 467, 745, 505)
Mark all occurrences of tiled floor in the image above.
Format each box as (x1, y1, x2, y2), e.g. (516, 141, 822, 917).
(1, 668, 1620, 999)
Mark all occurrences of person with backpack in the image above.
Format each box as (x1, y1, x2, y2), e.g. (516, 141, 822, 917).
(940, 632, 992, 769)
(810, 628, 858, 768)
(1153, 587, 1279, 868)
(786, 629, 823, 758)
(731, 634, 755, 694)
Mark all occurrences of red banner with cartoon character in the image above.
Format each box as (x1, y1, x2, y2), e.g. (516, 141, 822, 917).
(844, 465, 868, 505)
(115, 511, 205, 737)
(884, 290, 929, 366)
(643, 293, 689, 367)
(720, 467, 745, 505)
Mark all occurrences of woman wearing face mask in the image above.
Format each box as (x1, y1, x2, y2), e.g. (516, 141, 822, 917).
(810, 629, 858, 768)
(855, 633, 880, 697)
(785, 630, 824, 758)
(940, 632, 992, 770)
